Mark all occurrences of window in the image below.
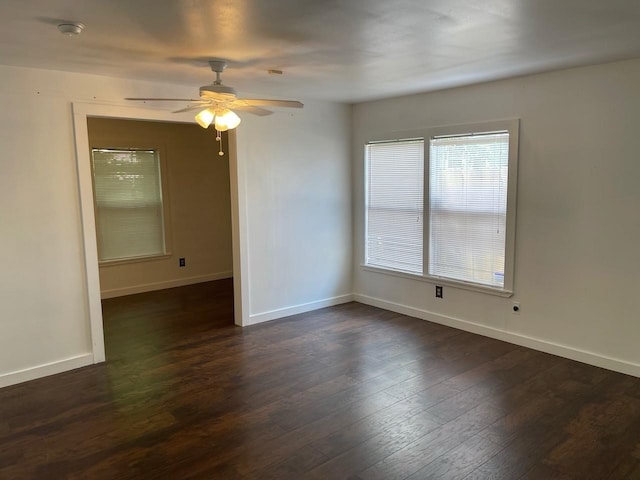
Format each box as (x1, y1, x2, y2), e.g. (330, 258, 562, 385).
(364, 120, 519, 294)
(365, 139, 424, 274)
(91, 148, 169, 263)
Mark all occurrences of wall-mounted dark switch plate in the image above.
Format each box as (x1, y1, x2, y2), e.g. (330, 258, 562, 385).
(435, 285, 443, 298)
(179, 257, 186, 267)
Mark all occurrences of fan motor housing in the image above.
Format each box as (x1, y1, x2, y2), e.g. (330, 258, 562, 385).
(200, 83, 237, 100)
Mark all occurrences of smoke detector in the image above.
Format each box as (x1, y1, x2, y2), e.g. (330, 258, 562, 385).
(58, 23, 84, 36)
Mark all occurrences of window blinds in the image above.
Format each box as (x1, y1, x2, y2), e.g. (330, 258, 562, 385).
(91, 149, 166, 262)
(428, 132, 509, 287)
(366, 139, 424, 274)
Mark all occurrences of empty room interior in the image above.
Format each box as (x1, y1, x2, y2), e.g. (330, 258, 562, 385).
(1, 1, 640, 479)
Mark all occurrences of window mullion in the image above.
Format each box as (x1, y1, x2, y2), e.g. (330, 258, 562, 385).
(423, 136, 430, 278)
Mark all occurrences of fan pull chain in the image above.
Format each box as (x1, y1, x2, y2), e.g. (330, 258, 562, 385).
(216, 129, 224, 156)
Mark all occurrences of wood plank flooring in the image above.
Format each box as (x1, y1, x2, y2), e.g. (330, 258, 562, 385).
(1, 279, 640, 479)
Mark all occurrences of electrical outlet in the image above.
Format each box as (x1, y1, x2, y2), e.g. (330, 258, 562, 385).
(435, 285, 443, 298)
(179, 257, 186, 267)
(512, 302, 520, 314)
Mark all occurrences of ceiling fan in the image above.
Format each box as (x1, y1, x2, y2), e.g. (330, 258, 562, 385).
(126, 59, 304, 154)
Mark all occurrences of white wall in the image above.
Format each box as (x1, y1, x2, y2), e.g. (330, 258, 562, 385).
(0, 66, 208, 386)
(236, 101, 353, 324)
(0, 68, 93, 383)
(0, 64, 352, 387)
(352, 59, 640, 376)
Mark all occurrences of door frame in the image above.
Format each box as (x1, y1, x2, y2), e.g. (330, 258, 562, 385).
(72, 102, 248, 363)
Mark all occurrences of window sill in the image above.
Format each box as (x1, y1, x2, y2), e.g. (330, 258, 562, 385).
(360, 264, 513, 298)
(99, 253, 172, 267)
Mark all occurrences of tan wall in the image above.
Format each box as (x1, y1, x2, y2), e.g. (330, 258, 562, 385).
(87, 118, 232, 297)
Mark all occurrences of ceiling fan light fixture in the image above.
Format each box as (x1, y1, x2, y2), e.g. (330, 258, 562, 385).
(194, 108, 214, 128)
(214, 109, 241, 131)
(127, 59, 301, 155)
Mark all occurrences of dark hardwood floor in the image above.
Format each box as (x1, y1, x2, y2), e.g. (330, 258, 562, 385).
(2, 279, 640, 479)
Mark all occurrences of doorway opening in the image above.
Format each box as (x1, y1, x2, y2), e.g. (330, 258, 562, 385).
(72, 102, 245, 364)
(86, 117, 234, 360)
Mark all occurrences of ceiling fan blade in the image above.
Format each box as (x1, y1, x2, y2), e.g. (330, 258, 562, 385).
(172, 104, 211, 114)
(230, 105, 273, 116)
(125, 97, 204, 102)
(240, 99, 304, 108)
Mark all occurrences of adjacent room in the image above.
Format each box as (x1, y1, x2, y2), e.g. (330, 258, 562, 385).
(1, 1, 639, 478)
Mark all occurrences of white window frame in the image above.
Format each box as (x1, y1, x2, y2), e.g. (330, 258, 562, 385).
(90, 143, 173, 266)
(363, 119, 519, 297)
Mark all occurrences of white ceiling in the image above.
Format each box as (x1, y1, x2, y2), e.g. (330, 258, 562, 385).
(1, 0, 640, 103)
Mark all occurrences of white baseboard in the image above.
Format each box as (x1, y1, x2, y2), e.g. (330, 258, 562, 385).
(100, 271, 233, 299)
(246, 294, 354, 326)
(353, 293, 640, 378)
(0, 353, 94, 389)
